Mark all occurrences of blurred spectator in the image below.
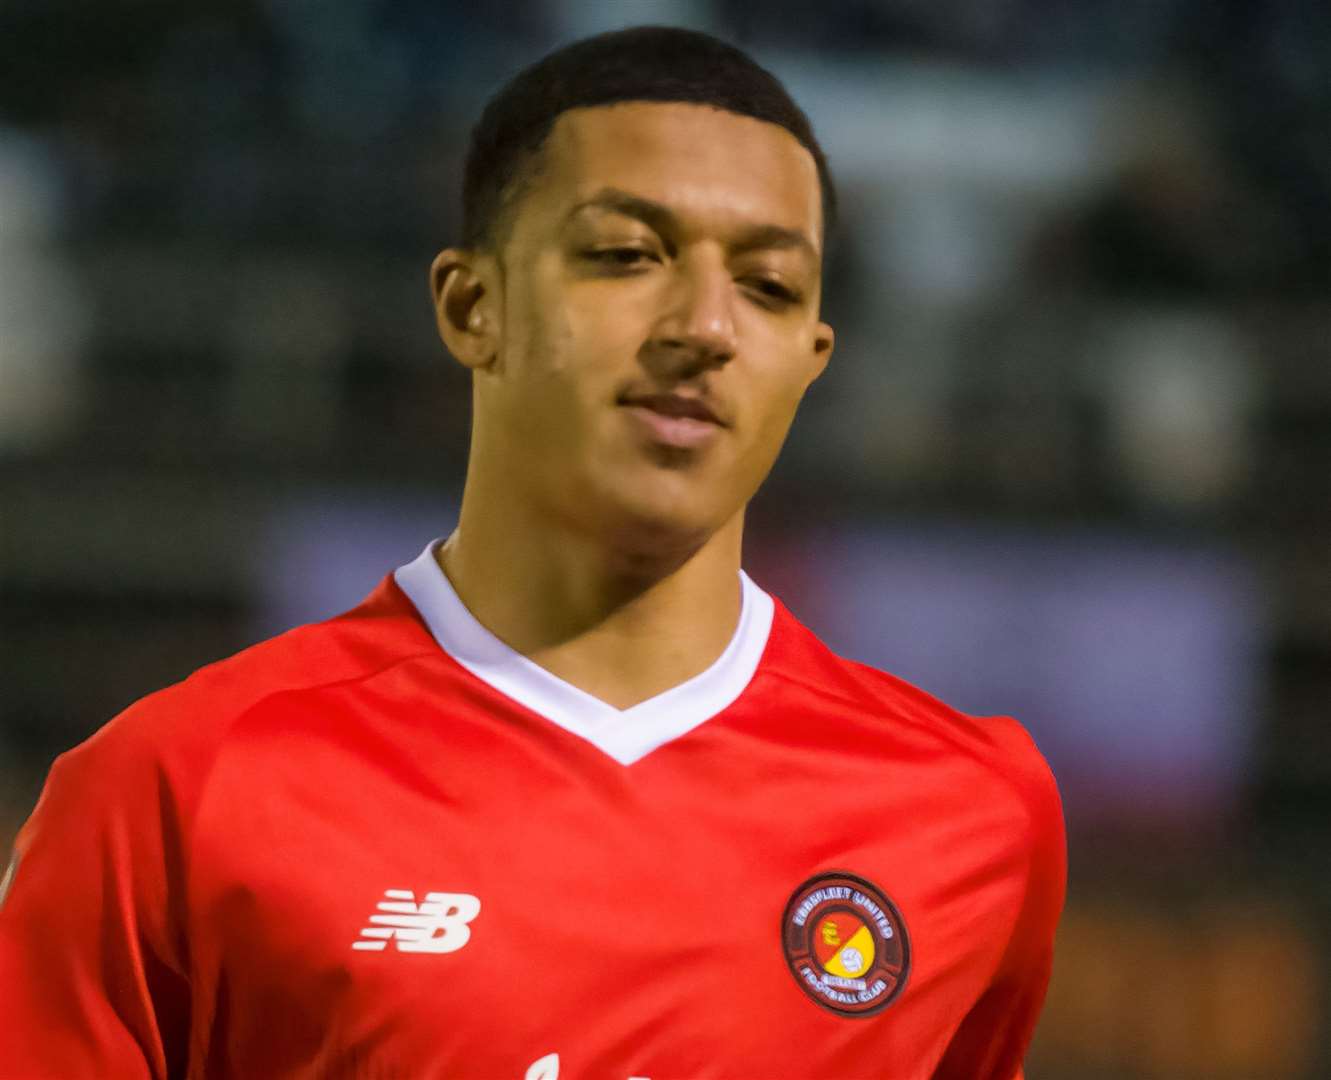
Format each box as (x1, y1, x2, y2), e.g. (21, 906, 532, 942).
(0, 132, 86, 452)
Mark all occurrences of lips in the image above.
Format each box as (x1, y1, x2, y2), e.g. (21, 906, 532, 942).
(619, 393, 724, 426)
(619, 391, 727, 451)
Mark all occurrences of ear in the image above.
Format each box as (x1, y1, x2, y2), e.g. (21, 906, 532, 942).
(808, 320, 835, 384)
(430, 247, 499, 370)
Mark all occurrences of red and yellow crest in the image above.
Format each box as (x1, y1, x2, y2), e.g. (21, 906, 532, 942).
(782, 871, 910, 1017)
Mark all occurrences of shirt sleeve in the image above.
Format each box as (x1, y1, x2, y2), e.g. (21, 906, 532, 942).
(928, 942, 1055, 1080)
(931, 726, 1068, 1080)
(0, 714, 191, 1079)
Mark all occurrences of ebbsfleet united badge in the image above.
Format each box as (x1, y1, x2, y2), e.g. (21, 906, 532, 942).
(782, 871, 910, 1017)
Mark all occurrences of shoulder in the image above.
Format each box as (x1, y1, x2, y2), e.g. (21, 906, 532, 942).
(762, 599, 1063, 829)
(43, 574, 436, 803)
(761, 599, 1066, 934)
(9, 574, 441, 939)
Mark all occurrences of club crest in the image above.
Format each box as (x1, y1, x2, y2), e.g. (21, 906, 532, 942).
(782, 871, 910, 1017)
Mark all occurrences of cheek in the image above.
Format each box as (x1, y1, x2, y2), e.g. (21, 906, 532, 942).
(755, 384, 806, 452)
(737, 349, 819, 463)
(533, 292, 647, 431)
(749, 331, 820, 422)
(504, 266, 564, 371)
(500, 283, 584, 411)
(561, 280, 652, 363)
(500, 282, 637, 454)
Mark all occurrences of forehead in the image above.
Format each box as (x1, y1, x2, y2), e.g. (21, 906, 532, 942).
(527, 102, 823, 247)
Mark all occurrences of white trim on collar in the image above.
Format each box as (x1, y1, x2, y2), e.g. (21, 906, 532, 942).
(394, 539, 774, 765)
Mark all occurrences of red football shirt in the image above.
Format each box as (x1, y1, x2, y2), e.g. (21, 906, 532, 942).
(0, 541, 1065, 1079)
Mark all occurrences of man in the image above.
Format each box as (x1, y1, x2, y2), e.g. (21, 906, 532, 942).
(0, 26, 1064, 1079)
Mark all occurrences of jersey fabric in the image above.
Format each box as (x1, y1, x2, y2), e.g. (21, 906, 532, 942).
(0, 540, 1066, 1080)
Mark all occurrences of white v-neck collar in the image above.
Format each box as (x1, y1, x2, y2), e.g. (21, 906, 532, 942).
(394, 539, 775, 765)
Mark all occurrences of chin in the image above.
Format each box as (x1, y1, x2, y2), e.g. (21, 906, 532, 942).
(597, 478, 734, 567)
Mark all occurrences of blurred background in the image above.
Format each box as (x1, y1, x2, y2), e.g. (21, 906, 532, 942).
(1, 0, 1327, 1074)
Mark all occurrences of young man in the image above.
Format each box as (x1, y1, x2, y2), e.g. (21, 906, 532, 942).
(0, 26, 1064, 1080)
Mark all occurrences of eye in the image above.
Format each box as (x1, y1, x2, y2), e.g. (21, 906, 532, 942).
(743, 276, 802, 307)
(583, 247, 660, 268)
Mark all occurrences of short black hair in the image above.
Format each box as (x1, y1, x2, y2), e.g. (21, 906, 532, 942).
(462, 25, 837, 256)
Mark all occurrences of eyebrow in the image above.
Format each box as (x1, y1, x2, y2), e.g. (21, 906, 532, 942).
(563, 187, 820, 263)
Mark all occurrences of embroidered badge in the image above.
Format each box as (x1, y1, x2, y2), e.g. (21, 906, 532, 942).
(781, 871, 910, 1017)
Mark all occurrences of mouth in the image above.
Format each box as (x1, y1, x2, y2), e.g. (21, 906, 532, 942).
(618, 391, 727, 451)
(619, 392, 724, 426)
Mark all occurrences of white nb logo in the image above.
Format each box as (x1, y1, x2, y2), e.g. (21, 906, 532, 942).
(352, 889, 480, 953)
(525, 1054, 650, 1080)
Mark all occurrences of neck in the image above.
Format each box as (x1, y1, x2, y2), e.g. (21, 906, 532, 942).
(438, 483, 746, 711)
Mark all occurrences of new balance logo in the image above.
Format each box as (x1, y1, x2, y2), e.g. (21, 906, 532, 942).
(525, 1053, 651, 1080)
(352, 889, 481, 953)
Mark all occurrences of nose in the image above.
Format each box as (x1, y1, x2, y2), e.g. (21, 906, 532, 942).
(643, 250, 738, 378)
